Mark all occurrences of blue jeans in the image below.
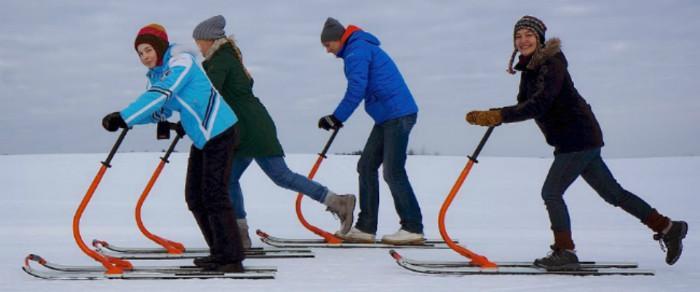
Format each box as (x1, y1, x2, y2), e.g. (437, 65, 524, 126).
(356, 114, 423, 234)
(229, 156, 329, 219)
(542, 147, 653, 232)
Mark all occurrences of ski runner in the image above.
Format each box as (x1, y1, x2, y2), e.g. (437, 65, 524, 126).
(191, 15, 356, 250)
(101, 23, 246, 273)
(319, 17, 425, 245)
(465, 15, 688, 269)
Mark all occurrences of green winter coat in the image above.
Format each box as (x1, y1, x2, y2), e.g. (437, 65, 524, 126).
(202, 39, 284, 157)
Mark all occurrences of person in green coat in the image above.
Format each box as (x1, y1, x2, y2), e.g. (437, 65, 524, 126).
(192, 15, 356, 248)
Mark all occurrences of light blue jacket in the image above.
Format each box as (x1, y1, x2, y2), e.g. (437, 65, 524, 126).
(120, 45, 238, 149)
(333, 28, 418, 124)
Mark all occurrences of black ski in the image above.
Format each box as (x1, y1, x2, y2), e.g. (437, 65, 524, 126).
(257, 229, 451, 249)
(389, 250, 639, 269)
(23, 254, 276, 280)
(389, 250, 654, 276)
(97, 248, 313, 260)
(92, 239, 313, 255)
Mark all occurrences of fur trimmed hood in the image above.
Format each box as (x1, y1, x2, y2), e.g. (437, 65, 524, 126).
(203, 37, 234, 61)
(525, 38, 561, 70)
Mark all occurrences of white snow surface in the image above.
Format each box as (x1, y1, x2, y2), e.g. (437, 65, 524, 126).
(1, 152, 698, 291)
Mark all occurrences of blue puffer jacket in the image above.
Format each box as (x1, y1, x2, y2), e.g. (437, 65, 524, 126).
(333, 27, 418, 124)
(120, 45, 238, 149)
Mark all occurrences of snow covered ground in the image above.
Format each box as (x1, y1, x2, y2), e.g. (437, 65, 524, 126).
(1, 152, 698, 291)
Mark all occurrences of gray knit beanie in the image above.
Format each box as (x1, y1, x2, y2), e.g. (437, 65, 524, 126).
(320, 17, 345, 42)
(193, 15, 226, 40)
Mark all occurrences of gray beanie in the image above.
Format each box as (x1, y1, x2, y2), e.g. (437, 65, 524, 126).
(193, 15, 226, 40)
(320, 17, 345, 42)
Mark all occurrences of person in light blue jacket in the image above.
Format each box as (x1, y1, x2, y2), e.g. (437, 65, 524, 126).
(318, 18, 424, 245)
(101, 23, 245, 273)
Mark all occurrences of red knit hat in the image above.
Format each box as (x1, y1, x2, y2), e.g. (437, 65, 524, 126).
(134, 23, 169, 66)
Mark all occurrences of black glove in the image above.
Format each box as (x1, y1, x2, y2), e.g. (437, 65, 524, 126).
(157, 121, 186, 139)
(102, 112, 127, 132)
(172, 122, 185, 137)
(318, 114, 343, 131)
(157, 121, 171, 139)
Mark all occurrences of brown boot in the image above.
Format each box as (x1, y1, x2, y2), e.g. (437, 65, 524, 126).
(644, 209, 671, 234)
(553, 230, 575, 251)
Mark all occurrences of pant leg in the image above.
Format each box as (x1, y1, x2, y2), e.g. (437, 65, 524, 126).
(201, 126, 245, 262)
(228, 156, 254, 219)
(255, 156, 330, 203)
(541, 149, 598, 232)
(580, 149, 654, 222)
(185, 145, 213, 247)
(381, 114, 423, 233)
(355, 125, 385, 234)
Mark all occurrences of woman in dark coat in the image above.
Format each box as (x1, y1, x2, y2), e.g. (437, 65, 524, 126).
(466, 15, 687, 269)
(191, 15, 356, 249)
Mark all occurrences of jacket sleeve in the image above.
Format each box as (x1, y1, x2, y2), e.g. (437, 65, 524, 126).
(332, 48, 371, 122)
(121, 54, 194, 126)
(500, 58, 565, 123)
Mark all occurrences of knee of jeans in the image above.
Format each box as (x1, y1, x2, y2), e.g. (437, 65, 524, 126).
(599, 191, 624, 207)
(258, 160, 292, 186)
(357, 157, 374, 175)
(603, 197, 621, 207)
(382, 165, 404, 183)
(541, 186, 563, 202)
(270, 174, 293, 188)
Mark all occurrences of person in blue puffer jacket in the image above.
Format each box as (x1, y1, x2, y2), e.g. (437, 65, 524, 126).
(318, 17, 424, 245)
(100, 23, 245, 273)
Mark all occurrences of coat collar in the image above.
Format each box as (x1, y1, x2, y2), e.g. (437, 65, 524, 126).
(203, 37, 232, 61)
(336, 25, 362, 58)
(516, 38, 561, 71)
(147, 45, 174, 77)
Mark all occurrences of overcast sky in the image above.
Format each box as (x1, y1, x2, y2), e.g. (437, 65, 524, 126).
(1, 0, 698, 157)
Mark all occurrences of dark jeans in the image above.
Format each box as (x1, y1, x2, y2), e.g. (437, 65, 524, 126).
(542, 147, 653, 232)
(356, 114, 423, 234)
(228, 155, 329, 219)
(185, 125, 245, 262)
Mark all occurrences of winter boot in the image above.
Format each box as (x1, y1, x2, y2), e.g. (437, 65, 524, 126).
(533, 245, 580, 270)
(237, 219, 252, 250)
(202, 260, 245, 273)
(206, 211, 246, 270)
(342, 227, 376, 243)
(324, 193, 356, 235)
(193, 256, 215, 268)
(654, 220, 688, 265)
(381, 229, 425, 245)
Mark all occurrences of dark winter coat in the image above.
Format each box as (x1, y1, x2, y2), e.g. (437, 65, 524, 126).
(202, 39, 284, 157)
(500, 38, 604, 154)
(333, 26, 418, 124)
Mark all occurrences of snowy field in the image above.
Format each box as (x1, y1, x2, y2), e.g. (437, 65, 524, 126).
(0, 152, 697, 291)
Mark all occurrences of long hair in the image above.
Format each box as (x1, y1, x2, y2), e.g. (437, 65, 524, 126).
(205, 35, 253, 81)
(226, 36, 252, 81)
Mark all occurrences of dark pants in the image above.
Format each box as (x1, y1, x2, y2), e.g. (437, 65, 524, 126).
(542, 147, 653, 233)
(355, 114, 423, 234)
(185, 125, 245, 262)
